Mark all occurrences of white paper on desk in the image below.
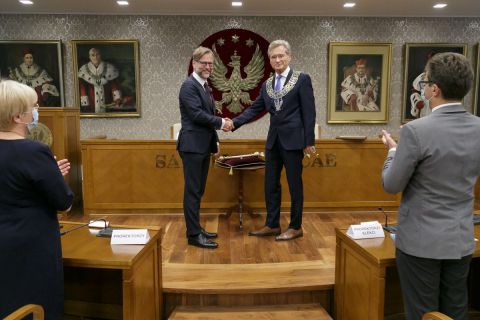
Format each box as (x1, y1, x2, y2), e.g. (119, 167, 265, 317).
(111, 229, 150, 245)
(89, 220, 109, 228)
(346, 221, 385, 240)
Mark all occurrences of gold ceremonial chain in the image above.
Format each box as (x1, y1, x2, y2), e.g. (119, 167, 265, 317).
(86, 65, 107, 86)
(266, 71, 301, 111)
(15, 67, 45, 86)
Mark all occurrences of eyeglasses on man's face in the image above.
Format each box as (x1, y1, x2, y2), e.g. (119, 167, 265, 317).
(23, 103, 39, 114)
(195, 60, 214, 67)
(418, 81, 434, 90)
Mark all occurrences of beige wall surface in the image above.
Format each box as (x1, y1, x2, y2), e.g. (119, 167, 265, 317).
(1, 14, 479, 140)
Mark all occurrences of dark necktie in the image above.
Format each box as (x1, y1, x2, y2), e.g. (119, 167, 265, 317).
(204, 82, 212, 107)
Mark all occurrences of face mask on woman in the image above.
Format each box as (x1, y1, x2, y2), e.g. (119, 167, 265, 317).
(21, 107, 39, 131)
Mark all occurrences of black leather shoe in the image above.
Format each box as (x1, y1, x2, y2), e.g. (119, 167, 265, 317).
(187, 233, 218, 249)
(186, 228, 218, 239)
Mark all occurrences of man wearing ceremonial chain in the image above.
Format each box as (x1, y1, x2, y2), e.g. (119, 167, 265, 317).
(226, 40, 316, 241)
(78, 48, 122, 113)
(9, 47, 60, 107)
(340, 59, 379, 111)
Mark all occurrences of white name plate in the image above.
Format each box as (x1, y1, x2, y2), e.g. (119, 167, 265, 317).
(111, 229, 150, 245)
(346, 222, 385, 240)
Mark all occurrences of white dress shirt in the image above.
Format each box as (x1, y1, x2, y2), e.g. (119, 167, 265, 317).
(273, 66, 291, 90)
(191, 72, 225, 135)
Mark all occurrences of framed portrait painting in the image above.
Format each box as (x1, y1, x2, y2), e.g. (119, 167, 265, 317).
(402, 43, 467, 123)
(72, 39, 140, 117)
(328, 42, 392, 124)
(0, 40, 64, 107)
(474, 43, 480, 117)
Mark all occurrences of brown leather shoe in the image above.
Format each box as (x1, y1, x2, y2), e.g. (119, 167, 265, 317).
(248, 226, 281, 237)
(275, 228, 303, 241)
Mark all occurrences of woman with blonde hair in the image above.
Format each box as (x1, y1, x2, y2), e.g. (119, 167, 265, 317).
(0, 80, 73, 319)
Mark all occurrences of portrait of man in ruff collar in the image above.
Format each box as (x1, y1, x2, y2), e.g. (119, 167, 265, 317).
(72, 40, 140, 117)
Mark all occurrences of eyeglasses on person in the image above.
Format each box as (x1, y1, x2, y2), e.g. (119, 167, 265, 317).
(23, 103, 39, 114)
(195, 60, 214, 67)
(418, 81, 434, 90)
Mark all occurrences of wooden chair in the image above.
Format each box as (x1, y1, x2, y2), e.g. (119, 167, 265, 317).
(4, 304, 44, 320)
(422, 311, 453, 320)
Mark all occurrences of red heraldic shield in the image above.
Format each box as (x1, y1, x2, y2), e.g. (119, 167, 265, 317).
(188, 29, 273, 123)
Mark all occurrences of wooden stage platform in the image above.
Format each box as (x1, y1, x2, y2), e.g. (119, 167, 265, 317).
(60, 210, 399, 319)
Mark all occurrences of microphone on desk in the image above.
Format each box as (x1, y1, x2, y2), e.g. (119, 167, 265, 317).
(60, 218, 107, 236)
(378, 207, 396, 233)
(96, 219, 122, 238)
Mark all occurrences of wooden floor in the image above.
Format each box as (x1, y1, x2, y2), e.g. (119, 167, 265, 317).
(59, 210, 399, 265)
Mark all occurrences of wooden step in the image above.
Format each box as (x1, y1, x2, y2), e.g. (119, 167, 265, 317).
(163, 261, 335, 294)
(168, 303, 332, 320)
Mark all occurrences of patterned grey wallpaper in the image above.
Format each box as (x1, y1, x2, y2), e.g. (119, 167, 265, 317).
(1, 14, 479, 140)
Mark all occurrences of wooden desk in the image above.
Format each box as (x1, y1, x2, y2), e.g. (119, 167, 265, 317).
(334, 226, 480, 320)
(80, 139, 400, 215)
(61, 222, 162, 319)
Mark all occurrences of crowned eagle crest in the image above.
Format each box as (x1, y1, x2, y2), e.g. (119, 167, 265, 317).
(209, 44, 265, 114)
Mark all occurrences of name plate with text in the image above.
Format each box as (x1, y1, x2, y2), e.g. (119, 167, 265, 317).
(346, 221, 385, 240)
(111, 229, 150, 245)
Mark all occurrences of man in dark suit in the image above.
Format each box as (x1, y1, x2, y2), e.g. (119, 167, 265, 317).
(177, 46, 233, 249)
(382, 53, 480, 320)
(227, 40, 316, 241)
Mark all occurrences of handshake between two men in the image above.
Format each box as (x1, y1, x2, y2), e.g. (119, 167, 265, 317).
(222, 118, 235, 132)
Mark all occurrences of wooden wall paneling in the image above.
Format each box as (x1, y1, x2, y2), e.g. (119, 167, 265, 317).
(80, 139, 399, 214)
(38, 108, 82, 212)
(65, 110, 82, 205)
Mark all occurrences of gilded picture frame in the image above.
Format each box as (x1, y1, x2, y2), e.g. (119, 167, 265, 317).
(327, 42, 392, 124)
(72, 39, 140, 118)
(0, 40, 65, 107)
(402, 43, 467, 123)
(474, 43, 480, 117)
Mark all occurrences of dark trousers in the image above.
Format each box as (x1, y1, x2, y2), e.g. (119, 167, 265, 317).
(179, 150, 210, 235)
(395, 248, 472, 320)
(264, 137, 304, 230)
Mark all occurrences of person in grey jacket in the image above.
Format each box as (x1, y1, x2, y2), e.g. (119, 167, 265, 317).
(381, 52, 480, 320)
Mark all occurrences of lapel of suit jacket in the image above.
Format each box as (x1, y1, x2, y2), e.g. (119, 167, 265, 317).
(284, 68, 293, 85)
(190, 74, 213, 114)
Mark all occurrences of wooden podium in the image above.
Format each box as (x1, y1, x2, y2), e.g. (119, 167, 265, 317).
(61, 222, 163, 320)
(38, 107, 82, 210)
(334, 226, 480, 319)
